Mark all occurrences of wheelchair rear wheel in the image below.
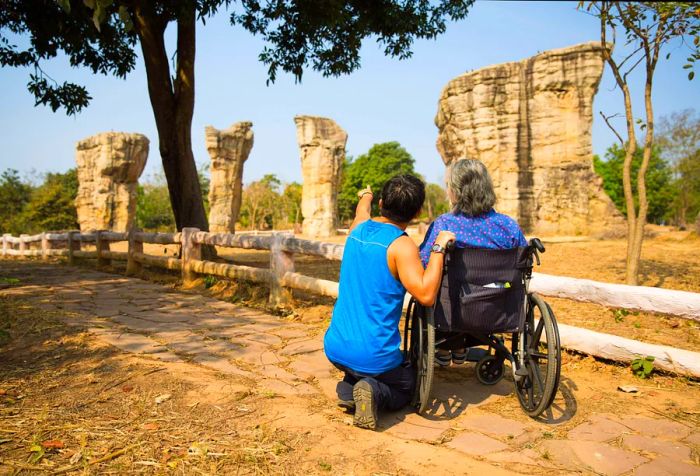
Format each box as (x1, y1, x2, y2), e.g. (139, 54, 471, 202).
(515, 293, 561, 417)
(409, 305, 435, 414)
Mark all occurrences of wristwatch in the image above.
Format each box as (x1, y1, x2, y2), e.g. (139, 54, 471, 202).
(430, 243, 446, 254)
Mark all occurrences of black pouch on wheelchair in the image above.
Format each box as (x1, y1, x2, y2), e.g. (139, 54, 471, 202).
(434, 247, 526, 334)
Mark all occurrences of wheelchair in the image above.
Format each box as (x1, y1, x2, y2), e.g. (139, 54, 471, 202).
(402, 238, 561, 418)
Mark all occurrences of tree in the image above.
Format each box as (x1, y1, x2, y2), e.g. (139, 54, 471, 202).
(136, 174, 176, 232)
(1, 1, 473, 233)
(594, 143, 675, 224)
(239, 174, 281, 230)
(281, 182, 302, 226)
(584, 2, 700, 285)
(421, 183, 450, 222)
(657, 109, 700, 227)
(338, 142, 416, 222)
(21, 169, 79, 232)
(0, 169, 32, 234)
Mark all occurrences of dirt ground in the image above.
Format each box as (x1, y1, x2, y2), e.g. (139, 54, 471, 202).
(0, 271, 699, 475)
(3, 228, 697, 474)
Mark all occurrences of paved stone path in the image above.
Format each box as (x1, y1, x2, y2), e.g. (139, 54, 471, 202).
(2, 261, 699, 476)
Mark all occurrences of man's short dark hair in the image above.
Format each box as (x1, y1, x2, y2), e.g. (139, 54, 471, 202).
(380, 174, 425, 223)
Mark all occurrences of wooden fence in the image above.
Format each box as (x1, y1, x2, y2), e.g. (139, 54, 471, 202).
(2, 229, 700, 378)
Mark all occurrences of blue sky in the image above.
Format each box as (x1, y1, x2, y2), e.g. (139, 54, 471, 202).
(1, 1, 698, 185)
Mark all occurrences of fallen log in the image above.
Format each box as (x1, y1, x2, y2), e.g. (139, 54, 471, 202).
(531, 272, 700, 321)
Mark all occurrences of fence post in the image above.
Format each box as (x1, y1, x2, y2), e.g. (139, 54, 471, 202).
(67, 231, 80, 265)
(96, 230, 110, 268)
(41, 232, 50, 260)
(269, 232, 295, 308)
(181, 227, 201, 286)
(1, 234, 8, 257)
(19, 234, 28, 257)
(126, 228, 142, 276)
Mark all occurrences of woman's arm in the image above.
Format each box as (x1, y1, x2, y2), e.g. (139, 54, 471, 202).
(417, 221, 438, 267)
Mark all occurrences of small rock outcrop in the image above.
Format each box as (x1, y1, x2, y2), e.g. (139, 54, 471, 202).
(435, 42, 623, 236)
(75, 132, 149, 232)
(294, 116, 347, 238)
(205, 122, 254, 233)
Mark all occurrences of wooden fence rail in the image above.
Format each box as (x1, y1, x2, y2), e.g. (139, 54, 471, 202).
(2, 228, 700, 377)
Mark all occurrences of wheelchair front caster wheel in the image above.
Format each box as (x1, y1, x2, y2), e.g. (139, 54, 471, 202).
(476, 355, 504, 385)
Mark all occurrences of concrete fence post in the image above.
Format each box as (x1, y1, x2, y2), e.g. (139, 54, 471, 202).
(19, 234, 28, 257)
(96, 230, 111, 268)
(41, 232, 50, 260)
(181, 227, 201, 286)
(67, 231, 80, 265)
(126, 228, 142, 276)
(269, 232, 295, 308)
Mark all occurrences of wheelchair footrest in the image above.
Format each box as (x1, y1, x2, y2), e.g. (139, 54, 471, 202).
(465, 347, 489, 362)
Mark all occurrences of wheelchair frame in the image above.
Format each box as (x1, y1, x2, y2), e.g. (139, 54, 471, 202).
(402, 238, 562, 418)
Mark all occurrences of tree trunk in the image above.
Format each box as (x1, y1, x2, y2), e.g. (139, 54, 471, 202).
(132, 2, 209, 233)
(620, 84, 638, 285)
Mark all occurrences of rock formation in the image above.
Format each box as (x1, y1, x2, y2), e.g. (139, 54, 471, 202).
(294, 116, 347, 238)
(435, 42, 623, 236)
(205, 122, 254, 233)
(75, 132, 149, 232)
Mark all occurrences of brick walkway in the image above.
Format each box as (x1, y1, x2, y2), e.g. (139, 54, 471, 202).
(2, 261, 699, 476)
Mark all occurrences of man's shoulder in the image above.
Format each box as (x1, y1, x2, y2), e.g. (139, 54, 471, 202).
(388, 234, 417, 254)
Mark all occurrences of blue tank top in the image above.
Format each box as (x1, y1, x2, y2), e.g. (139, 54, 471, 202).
(324, 220, 407, 374)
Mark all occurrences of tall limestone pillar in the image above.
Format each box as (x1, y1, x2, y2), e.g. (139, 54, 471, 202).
(75, 132, 149, 232)
(294, 116, 347, 238)
(205, 122, 254, 233)
(435, 42, 623, 236)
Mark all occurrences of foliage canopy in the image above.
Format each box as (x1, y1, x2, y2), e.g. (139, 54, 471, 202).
(594, 144, 674, 224)
(338, 142, 417, 222)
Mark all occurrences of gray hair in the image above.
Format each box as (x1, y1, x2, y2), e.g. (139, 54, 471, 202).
(447, 159, 496, 216)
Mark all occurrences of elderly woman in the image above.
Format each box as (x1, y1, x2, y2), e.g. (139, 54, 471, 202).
(419, 158, 527, 366)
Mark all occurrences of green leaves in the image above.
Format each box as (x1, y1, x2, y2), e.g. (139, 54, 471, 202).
(631, 355, 655, 379)
(56, 0, 71, 14)
(118, 6, 134, 32)
(0, 168, 79, 235)
(593, 143, 676, 224)
(27, 74, 91, 115)
(233, 0, 474, 83)
(338, 142, 417, 222)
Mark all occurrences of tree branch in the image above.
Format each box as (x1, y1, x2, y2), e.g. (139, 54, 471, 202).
(623, 54, 645, 82)
(600, 111, 625, 145)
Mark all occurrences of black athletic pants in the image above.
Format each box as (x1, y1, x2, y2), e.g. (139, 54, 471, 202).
(332, 361, 415, 412)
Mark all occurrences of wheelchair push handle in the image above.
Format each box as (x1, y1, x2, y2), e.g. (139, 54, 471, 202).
(529, 238, 545, 253)
(527, 238, 544, 267)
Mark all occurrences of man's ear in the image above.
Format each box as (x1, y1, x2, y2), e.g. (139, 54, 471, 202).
(378, 198, 383, 209)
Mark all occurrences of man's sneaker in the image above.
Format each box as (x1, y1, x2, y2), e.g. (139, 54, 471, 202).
(452, 348, 468, 365)
(352, 380, 378, 430)
(435, 349, 452, 367)
(337, 398, 355, 412)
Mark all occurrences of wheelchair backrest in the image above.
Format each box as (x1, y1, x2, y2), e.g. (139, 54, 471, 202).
(434, 246, 527, 334)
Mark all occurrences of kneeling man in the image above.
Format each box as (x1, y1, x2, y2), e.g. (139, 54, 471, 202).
(324, 175, 455, 430)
